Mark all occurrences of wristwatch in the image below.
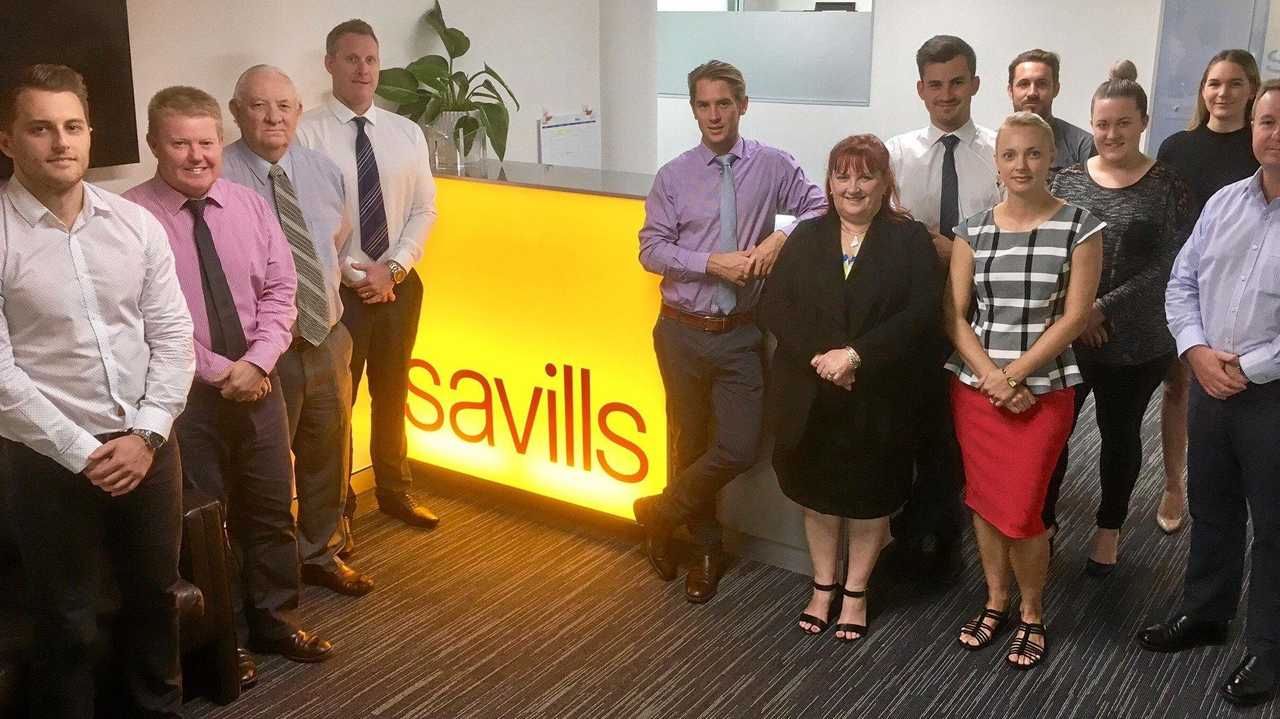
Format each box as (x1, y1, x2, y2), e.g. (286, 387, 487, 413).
(844, 346, 862, 371)
(385, 259, 408, 284)
(129, 428, 165, 451)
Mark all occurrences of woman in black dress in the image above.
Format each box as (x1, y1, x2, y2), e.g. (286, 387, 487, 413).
(1153, 49, 1260, 534)
(761, 135, 940, 641)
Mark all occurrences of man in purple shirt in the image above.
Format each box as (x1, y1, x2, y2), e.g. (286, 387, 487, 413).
(634, 60, 826, 603)
(125, 86, 335, 685)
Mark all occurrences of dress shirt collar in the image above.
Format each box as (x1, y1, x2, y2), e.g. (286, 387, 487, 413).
(146, 175, 230, 217)
(326, 96, 379, 127)
(233, 142, 297, 186)
(4, 176, 113, 230)
(1244, 168, 1275, 208)
(926, 118, 979, 147)
(694, 135, 750, 166)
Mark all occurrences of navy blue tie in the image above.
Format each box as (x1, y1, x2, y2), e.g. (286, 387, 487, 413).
(354, 117, 390, 260)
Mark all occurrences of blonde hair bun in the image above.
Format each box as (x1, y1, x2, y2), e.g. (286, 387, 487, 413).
(1109, 60, 1138, 82)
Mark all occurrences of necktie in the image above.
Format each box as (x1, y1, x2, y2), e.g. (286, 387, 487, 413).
(715, 153, 738, 315)
(939, 134, 960, 240)
(269, 164, 331, 347)
(185, 199, 248, 360)
(354, 116, 390, 260)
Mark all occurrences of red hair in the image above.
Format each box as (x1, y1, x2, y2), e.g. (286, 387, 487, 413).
(825, 134, 912, 223)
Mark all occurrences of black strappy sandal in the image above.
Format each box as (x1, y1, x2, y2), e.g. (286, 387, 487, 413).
(797, 581, 840, 635)
(1006, 621, 1048, 670)
(833, 587, 869, 642)
(958, 606, 1010, 651)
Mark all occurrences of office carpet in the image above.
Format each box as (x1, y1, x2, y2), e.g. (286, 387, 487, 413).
(186, 399, 1274, 719)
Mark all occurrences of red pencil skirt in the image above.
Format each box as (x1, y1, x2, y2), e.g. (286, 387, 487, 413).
(950, 377, 1075, 539)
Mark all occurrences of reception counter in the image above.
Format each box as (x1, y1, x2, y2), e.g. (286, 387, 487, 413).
(351, 160, 809, 571)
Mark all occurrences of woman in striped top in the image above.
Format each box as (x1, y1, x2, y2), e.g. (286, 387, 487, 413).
(945, 112, 1103, 669)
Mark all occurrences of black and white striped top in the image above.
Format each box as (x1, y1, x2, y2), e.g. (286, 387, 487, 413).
(945, 203, 1106, 395)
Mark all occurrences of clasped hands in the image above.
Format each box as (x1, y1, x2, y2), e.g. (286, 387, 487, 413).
(707, 230, 787, 286)
(84, 434, 154, 497)
(351, 261, 396, 304)
(1185, 345, 1248, 400)
(212, 359, 270, 402)
(811, 349, 855, 390)
(979, 368, 1036, 414)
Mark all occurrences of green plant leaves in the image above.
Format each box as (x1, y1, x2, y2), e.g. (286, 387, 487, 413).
(481, 64, 519, 111)
(454, 114, 481, 157)
(425, 1, 447, 36)
(476, 102, 509, 161)
(407, 55, 450, 85)
(442, 28, 470, 59)
(423, 96, 444, 125)
(375, 68, 421, 105)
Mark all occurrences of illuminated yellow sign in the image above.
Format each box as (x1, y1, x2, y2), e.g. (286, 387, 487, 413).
(386, 177, 668, 519)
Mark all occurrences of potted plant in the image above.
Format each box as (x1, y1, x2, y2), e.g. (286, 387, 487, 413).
(376, 1, 520, 167)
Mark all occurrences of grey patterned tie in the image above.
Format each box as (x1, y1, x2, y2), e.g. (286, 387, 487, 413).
(716, 153, 738, 315)
(269, 164, 330, 346)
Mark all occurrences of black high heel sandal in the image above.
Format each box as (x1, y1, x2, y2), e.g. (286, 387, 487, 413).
(958, 606, 1010, 651)
(797, 581, 840, 635)
(1006, 621, 1048, 670)
(834, 587, 868, 642)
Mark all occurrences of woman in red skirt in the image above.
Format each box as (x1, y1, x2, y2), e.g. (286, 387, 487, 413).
(943, 112, 1103, 669)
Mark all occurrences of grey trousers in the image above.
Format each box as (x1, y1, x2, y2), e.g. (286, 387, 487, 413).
(277, 323, 354, 570)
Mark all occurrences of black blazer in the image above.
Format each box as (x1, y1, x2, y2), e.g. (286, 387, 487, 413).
(760, 211, 942, 450)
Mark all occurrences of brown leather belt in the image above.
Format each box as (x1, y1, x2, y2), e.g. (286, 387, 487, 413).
(660, 304, 755, 333)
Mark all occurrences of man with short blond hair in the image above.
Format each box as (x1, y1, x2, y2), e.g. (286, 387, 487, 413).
(298, 18, 441, 542)
(126, 85, 335, 683)
(1, 64, 194, 718)
(223, 64, 374, 597)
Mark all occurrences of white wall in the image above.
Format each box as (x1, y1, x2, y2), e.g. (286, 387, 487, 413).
(656, 0, 1163, 180)
(87, 0, 600, 193)
(600, 0, 658, 174)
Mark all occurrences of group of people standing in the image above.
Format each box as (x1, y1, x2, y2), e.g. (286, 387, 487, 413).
(633, 38, 1278, 707)
(0, 18, 443, 719)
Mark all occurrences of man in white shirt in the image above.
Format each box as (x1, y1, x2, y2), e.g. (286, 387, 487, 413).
(297, 19, 440, 542)
(885, 35, 1001, 581)
(0, 64, 194, 719)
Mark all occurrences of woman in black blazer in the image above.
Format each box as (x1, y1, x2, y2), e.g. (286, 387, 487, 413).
(760, 134, 941, 642)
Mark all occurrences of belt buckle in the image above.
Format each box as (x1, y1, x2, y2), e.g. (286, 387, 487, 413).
(705, 315, 728, 332)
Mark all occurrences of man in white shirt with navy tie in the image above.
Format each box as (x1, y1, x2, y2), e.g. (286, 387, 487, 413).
(885, 35, 1001, 582)
(297, 19, 440, 545)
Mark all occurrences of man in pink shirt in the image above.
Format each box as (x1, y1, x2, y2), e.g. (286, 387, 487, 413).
(125, 86, 335, 687)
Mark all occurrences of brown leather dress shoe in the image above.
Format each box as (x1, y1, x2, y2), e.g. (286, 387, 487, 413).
(301, 557, 375, 597)
(633, 496, 678, 581)
(685, 550, 724, 604)
(236, 648, 258, 690)
(376, 492, 440, 529)
(249, 629, 336, 663)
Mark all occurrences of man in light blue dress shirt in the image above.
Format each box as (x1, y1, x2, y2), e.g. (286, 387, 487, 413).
(1141, 80, 1280, 709)
(223, 66, 375, 607)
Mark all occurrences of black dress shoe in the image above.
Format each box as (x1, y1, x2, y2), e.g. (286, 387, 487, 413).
(685, 550, 725, 604)
(302, 557, 374, 597)
(1221, 654, 1277, 706)
(1084, 559, 1116, 577)
(376, 492, 440, 529)
(236, 648, 258, 690)
(249, 629, 336, 663)
(633, 496, 678, 581)
(1137, 614, 1229, 653)
(337, 516, 355, 560)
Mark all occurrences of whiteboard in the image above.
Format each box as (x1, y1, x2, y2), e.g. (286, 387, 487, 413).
(537, 114, 602, 169)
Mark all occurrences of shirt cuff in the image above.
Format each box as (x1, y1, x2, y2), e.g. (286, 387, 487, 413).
(241, 345, 280, 377)
(1174, 325, 1208, 358)
(132, 406, 176, 441)
(61, 430, 104, 474)
(1238, 347, 1280, 385)
(389, 251, 416, 275)
(690, 250, 711, 277)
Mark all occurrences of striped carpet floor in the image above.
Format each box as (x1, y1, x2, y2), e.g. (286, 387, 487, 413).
(185, 398, 1273, 719)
